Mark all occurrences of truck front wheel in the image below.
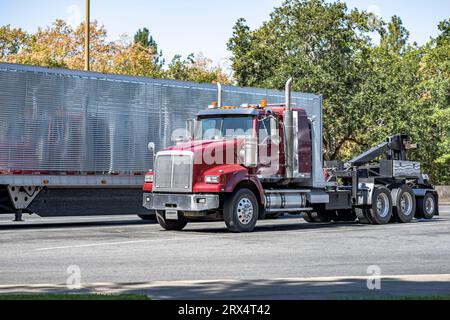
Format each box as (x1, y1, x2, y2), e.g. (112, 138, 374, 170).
(224, 188, 259, 233)
(156, 210, 188, 231)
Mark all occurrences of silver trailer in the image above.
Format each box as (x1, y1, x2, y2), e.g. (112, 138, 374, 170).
(0, 63, 318, 220)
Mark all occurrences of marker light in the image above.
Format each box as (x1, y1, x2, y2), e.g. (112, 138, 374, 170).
(205, 175, 220, 184)
(208, 101, 218, 109)
(145, 173, 154, 183)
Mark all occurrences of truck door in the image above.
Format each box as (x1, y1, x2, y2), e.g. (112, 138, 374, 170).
(257, 116, 280, 177)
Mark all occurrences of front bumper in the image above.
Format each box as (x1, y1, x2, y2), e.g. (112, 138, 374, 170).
(143, 193, 220, 212)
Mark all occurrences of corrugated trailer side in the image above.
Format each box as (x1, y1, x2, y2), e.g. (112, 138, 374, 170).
(0, 63, 319, 220)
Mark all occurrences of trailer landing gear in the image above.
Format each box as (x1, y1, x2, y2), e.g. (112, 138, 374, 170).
(14, 209, 24, 222)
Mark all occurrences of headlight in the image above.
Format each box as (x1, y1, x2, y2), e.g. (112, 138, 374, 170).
(145, 173, 154, 183)
(205, 175, 220, 184)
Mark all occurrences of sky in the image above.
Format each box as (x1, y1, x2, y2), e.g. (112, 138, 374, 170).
(0, 0, 449, 66)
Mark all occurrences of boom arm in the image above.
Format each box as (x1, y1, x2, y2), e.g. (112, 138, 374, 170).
(346, 141, 390, 167)
(346, 134, 416, 168)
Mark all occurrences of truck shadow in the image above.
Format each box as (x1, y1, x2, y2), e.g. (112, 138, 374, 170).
(0, 219, 157, 231)
(182, 217, 444, 234)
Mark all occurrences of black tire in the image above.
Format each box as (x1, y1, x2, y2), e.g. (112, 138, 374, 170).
(355, 207, 372, 224)
(415, 193, 437, 220)
(224, 188, 259, 233)
(334, 209, 357, 222)
(367, 187, 393, 225)
(156, 210, 188, 231)
(393, 185, 416, 223)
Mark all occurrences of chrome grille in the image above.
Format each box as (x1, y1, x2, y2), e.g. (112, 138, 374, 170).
(154, 152, 193, 192)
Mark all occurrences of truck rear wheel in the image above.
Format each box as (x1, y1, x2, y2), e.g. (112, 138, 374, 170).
(156, 210, 188, 231)
(367, 187, 393, 225)
(393, 185, 416, 223)
(415, 193, 437, 219)
(224, 188, 259, 233)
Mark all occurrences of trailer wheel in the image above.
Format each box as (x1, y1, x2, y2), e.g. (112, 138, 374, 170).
(224, 188, 259, 233)
(415, 193, 436, 220)
(156, 210, 188, 231)
(367, 187, 393, 225)
(393, 185, 416, 223)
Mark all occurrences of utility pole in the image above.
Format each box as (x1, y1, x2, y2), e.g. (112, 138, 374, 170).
(84, 0, 90, 71)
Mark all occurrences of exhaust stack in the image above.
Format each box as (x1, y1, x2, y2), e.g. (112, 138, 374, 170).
(217, 82, 223, 108)
(284, 78, 294, 179)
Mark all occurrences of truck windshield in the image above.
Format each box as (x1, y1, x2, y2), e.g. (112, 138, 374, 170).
(197, 116, 254, 140)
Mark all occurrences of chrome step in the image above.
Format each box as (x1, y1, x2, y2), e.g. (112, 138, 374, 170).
(265, 207, 313, 213)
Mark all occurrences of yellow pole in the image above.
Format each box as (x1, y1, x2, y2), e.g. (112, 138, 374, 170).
(84, 0, 90, 71)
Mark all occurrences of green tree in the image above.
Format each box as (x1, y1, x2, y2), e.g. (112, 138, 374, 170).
(227, 0, 449, 184)
(228, 0, 379, 159)
(0, 25, 29, 58)
(166, 53, 231, 84)
(380, 16, 410, 53)
(134, 27, 164, 67)
(412, 19, 450, 183)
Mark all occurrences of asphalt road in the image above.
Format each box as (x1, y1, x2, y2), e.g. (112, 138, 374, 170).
(0, 206, 449, 299)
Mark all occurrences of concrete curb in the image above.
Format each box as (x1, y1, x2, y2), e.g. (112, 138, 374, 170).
(436, 186, 450, 203)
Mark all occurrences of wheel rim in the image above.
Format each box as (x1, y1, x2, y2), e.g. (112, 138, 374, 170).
(400, 192, 413, 216)
(425, 196, 435, 215)
(376, 193, 390, 218)
(237, 197, 254, 225)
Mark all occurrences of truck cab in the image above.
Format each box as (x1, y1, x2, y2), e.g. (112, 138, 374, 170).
(143, 80, 438, 232)
(143, 97, 319, 232)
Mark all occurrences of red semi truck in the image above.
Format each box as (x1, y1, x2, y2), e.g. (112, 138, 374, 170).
(143, 79, 439, 232)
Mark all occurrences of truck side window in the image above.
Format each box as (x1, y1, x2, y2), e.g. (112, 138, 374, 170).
(258, 118, 271, 143)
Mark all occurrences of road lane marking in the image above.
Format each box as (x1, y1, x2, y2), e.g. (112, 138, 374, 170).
(34, 236, 221, 251)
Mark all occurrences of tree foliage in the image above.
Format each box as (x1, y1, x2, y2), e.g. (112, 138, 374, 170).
(228, 0, 450, 184)
(166, 53, 231, 84)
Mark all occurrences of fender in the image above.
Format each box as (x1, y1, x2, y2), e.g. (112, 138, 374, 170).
(223, 169, 265, 206)
(195, 164, 265, 205)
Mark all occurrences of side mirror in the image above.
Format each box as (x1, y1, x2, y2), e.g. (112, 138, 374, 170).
(269, 117, 280, 145)
(148, 142, 156, 153)
(186, 119, 195, 140)
(241, 137, 258, 168)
